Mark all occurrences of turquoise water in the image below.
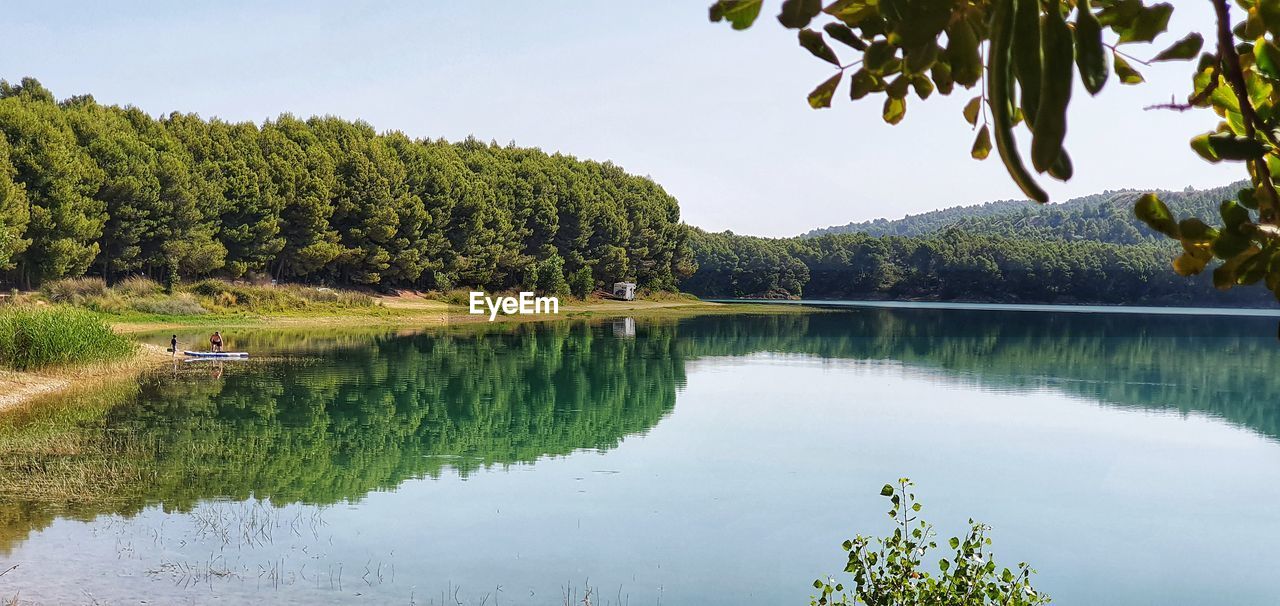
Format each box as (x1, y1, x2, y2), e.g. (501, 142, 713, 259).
(1, 308, 1278, 604)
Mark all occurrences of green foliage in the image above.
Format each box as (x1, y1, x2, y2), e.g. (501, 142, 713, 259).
(569, 266, 595, 299)
(531, 254, 570, 296)
(162, 254, 180, 293)
(112, 276, 162, 297)
(710, 0, 1188, 203)
(710, 0, 1280, 302)
(811, 479, 1048, 606)
(0, 79, 107, 287)
(683, 230, 810, 298)
(0, 80, 694, 294)
(747, 183, 1268, 306)
(0, 305, 135, 370)
(1136, 184, 1280, 296)
(0, 134, 30, 272)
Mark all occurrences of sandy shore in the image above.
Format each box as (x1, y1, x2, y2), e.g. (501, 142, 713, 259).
(0, 344, 173, 413)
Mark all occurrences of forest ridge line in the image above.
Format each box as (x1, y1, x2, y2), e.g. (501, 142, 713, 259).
(0, 77, 1268, 308)
(0, 77, 692, 293)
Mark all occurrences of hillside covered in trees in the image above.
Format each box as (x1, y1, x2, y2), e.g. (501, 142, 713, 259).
(687, 183, 1277, 307)
(803, 184, 1242, 244)
(0, 78, 693, 292)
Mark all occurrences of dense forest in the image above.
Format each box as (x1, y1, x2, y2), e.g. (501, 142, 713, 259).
(1, 76, 1272, 306)
(687, 183, 1277, 306)
(0, 78, 693, 291)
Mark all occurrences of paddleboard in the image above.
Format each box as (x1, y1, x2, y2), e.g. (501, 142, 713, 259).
(183, 351, 249, 358)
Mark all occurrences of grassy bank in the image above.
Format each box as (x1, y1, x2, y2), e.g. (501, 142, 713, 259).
(0, 278, 804, 412)
(27, 277, 710, 328)
(25, 277, 773, 331)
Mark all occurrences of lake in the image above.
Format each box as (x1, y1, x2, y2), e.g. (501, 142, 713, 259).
(2, 306, 1279, 605)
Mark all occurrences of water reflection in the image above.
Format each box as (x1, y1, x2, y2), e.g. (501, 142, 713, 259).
(674, 310, 1280, 439)
(0, 322, 685, 554)
(1, 308, 1277, 556)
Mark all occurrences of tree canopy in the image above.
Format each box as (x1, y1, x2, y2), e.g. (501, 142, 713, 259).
(0, 78, 694, 292)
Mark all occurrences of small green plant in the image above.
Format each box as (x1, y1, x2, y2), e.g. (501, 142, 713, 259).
(0, 306, 136, 370)
(811, 479, 1048, 606)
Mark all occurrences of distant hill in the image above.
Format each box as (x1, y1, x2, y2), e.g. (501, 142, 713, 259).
(802, 182, 1245, 245)
(684, 181, 1275, 307)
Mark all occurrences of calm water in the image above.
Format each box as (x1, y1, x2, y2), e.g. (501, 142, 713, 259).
(2, 308, 1279, 605)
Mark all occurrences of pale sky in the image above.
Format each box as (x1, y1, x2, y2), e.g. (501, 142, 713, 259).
(2, 0, 1237, 237)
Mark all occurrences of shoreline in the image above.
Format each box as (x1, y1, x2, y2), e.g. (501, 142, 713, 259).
(709, 298, 1280, 317)
(0, 297, 801, 413)
(0, 343, 173, 413)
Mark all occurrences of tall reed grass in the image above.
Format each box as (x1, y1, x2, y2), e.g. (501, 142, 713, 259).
(0, 306, 136, 370)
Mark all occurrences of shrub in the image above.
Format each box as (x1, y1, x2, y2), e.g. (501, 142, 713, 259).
(332, 290, 375, 307)
(440, 288, 477, 305)
(41, 277, 107, 303)
(163, 257, 180, 294)
(113, 276, 163, 297)
(569, 267, 595, 299)
(129, 294, 207, 316)
(286, 285, 335, 303)
(34, 277, 375, 317)
(811, 479, 1048, 606)
(186, 279, 291, 312)
(80, 291, 130, 314)
(284, 285, 375, 307)
(533, 255, 569, 296)
(0, 306, 136, 370)
(185, 279, 236, 299)
(214, 291, 239, 308)
(183, 279, 373, 313)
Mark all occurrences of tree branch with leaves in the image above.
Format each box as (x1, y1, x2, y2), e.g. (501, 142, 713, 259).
(710, 0, 1280, 301)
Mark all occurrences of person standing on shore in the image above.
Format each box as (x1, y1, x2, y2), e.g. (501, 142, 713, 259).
(170, 334, 178, 355)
